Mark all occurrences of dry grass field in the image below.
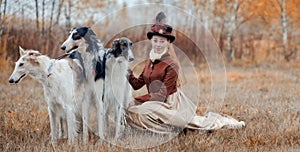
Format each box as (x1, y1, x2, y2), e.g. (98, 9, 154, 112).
(0, 62, 299, 151)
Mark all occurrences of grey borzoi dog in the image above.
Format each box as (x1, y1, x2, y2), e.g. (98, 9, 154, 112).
(8, 47, 81, 143)
(60, 26, 106, 141)
(103, 37, 134, 140)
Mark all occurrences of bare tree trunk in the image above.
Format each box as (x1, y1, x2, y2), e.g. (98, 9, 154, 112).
(20, 6, 25, 46)
(34, 0, 40, 31)
(278, 0, 293, 61)
(219, 22, 225, 53)
(46, 0, 56, 55)
(65, 0, 72, 30)
(48, 0, 56, 33)
(3, 0, 6, 16)
(0, 0, 7, 57)
(280, 0, 288, 51)
(1, 0, 7, 20)
(225, 31, 232, 62)
(224, 0, 240, 62)
(41, 0, 45, 36)
(0, 0, 6, 37)
(224, 0, 234, 62)
(225, 0, 231, 62)
(234, 35, 243, 59)
(202, 0, 215, 30)
(249, 36, 255, 63)
(54, 0, 64, 26)
(0, 0, 2, 20)
(274, 0, 294, 61)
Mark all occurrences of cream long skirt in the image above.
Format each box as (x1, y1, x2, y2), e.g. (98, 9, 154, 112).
(126, 89, 245, 134)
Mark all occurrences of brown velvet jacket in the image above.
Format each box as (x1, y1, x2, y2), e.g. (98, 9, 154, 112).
(128, 53, 179, 102)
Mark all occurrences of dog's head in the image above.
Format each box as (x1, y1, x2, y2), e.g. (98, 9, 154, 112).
(60, 26, 98, 54)
(8, 47, 42, 83)
(110, 37, 134, 62)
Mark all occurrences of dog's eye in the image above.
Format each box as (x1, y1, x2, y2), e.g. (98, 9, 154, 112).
(19, 63, 24, 67)
(130, 42, 133, 46)
(72, 32, 82, 40)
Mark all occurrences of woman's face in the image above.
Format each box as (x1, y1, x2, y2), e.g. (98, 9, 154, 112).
(151, 35, 170, 54)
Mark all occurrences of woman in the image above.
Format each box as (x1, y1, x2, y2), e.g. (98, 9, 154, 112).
(126, 12, 245, 134)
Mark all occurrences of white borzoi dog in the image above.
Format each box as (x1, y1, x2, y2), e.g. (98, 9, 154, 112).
(103, 37, 134, 140)
(60, 26, 106, 141)
(8, 47, 80, 143)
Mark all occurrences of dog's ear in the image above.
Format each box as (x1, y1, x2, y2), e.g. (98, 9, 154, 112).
(78, 26, 89, 37)
(112, 39, 120, 49)
(19, 46, 26, 56)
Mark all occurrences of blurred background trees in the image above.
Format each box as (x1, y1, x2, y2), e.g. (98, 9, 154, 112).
(0, 0, 299, 66)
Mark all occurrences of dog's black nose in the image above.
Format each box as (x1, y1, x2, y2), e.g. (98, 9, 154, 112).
(8, 79, 14, 83)
(129, 57, 134, 62)
(61, 46, 66, 50)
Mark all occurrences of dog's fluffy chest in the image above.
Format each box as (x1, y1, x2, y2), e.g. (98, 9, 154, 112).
(106, 57, 128, 77)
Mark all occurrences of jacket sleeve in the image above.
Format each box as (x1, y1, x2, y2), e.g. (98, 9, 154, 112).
(135, 63, 178, 102)
(128, 68, 146, 90)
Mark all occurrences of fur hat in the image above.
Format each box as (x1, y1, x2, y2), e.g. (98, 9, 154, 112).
(147, 12, 175, 43)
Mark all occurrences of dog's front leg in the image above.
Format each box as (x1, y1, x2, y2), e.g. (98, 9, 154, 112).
(82, 93, 90, 143)
(96, 99, 104, 139)
(61, 116, 68, 139)
(95, 80, 104, 139)
(114, 95, 126, 140)
(114, 104, 121, 140)
(48, 107, 58, 144)
(102, 91, 110, 139)
(66, 107, 77, 143)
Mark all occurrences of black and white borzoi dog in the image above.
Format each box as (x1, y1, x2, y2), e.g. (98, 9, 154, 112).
(8, 47, 81, 143)
(103, 37, 134, 139)
(60, 26, 107, 141)
(60, 26, 134, 141)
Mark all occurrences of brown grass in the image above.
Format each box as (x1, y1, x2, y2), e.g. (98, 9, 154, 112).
(0, 62, 299, 151)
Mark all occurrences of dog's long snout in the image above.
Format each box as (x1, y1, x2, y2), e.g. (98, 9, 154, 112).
(128, 48, 135, 62)
(61, 45, 66, 50)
